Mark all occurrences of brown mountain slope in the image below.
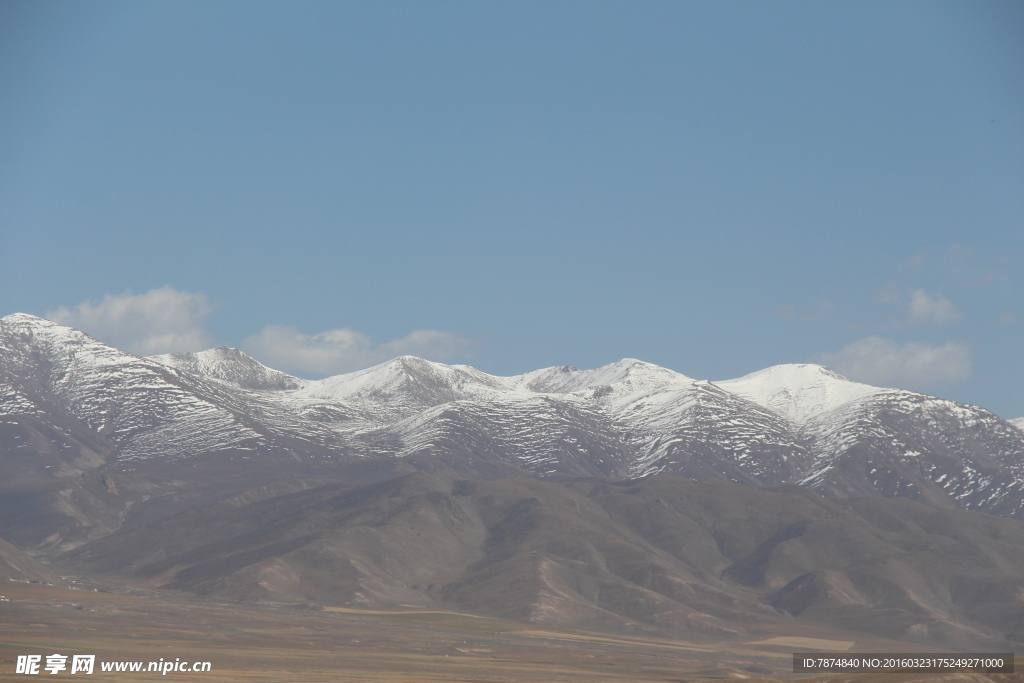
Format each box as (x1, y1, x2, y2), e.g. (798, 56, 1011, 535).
(57, 473, 1024, 649)
(0, 536, 61, 582)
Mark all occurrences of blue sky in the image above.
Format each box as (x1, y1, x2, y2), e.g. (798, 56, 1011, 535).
(2, 1, 1022, 417)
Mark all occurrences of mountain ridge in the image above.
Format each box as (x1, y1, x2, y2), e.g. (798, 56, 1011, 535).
(2, 312, 1023, 546)
(5, 313, 1024, 649)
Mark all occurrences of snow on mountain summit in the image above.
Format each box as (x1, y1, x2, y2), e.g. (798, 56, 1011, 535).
(1, 312, 100, 351)
(296, 356, 692, 413)
(0, 313, 264, 460)
(149, 347, 305, 391)
(294, 355, 511, 422)
(511, 358, 692, 395)
(714, 363, 883, 425)
(5, 313, 1024, 520)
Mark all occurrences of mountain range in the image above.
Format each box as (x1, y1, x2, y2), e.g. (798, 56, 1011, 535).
(3, 312, 1024, 648)
(3, 313, 1023, 528)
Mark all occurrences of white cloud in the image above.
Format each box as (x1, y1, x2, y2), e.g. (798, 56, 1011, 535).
(47, 287, 215, 355)
(813, 336, 972, 389)
(878, 286, 962, 328)
(242, 325, 476, 376)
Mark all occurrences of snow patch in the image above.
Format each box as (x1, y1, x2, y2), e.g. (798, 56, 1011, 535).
(715, 363, 882, 425)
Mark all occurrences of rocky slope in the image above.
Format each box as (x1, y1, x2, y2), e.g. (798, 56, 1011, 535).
(6, 313, 1024, 648)
(2, 312, 1024, 547)
(157, 346, 1024, 520)
(57, 472, 1024, 648)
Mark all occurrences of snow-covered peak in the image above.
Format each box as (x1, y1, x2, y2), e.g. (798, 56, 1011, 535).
(297, 355, 509, 404)
(715, 363, 883, 425)
(0, 314, 271, 460)
(512, 358, 692, 395)
(1, 312, 94, 345)
(575, 358, 693, 392)
(0, 313, 147, 373)
(1011, 417, 1024, 433)
(2, 312, 50, 325)
(292, 356, 693, 419)
(2, 312, 48, 325)
(149, 347, 305, 391)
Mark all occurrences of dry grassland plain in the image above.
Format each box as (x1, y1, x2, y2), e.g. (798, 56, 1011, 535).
(0, 582, 1020, 683)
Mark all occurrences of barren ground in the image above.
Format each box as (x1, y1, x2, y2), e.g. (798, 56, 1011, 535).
(2, 582, 1018, 683)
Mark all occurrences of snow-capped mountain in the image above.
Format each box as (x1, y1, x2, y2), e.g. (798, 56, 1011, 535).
(0, 313, 267, 465)
(151, 346, 304, 391)
(3, 313, 1024, 522)
(716, 363, 1024, 517)
(715, 363, 883, 425)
